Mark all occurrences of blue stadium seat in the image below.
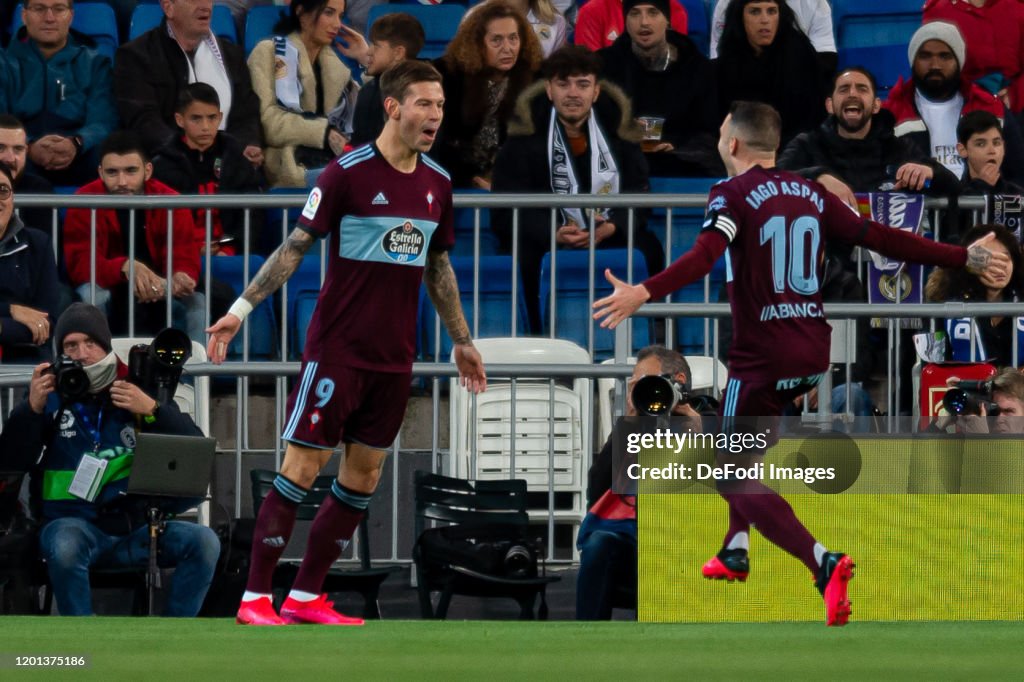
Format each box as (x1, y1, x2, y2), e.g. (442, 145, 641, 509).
(452, 190, 499, 258)
(679, 0, 710, 57)
(367, 4, 466, 60)
(10, 3, 118, 60)
(210, 255, 278, 359)
(538, 249, 651, 359)
(285, 252, 327, 359)
(831, 0, 923, 92)
(292, 290, 319, 356)
(418, 255, 530, 360)
(244, 5, 284, 55)
(129, 3, 236, 43)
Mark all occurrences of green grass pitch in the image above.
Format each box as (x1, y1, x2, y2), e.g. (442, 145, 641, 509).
(0, 619, 1021, 680)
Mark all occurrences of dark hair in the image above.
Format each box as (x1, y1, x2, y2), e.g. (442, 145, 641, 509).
(718, 0, 799, 58)
(379, 59, 443, 104)
(925, 223, 1024, 302)
(0, 161, 14, 187)
(98, 131, 149, 164)
(369, 12, 425, 59)
(636, 345, 691, 381)
(273, 0, 333, 35)
(0, 114, 26, 132)
(831, 66, 878, 97)
(957, 110, 1003, 145)
(728, 100, 781, 153)
(541, 45, 603, 80)
(176, 82, 221, 113)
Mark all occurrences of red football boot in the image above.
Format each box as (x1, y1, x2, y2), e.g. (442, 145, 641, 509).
(702, 549, 750, 582)
(236, 596, 287, 626)
(280, 594, 365, 625)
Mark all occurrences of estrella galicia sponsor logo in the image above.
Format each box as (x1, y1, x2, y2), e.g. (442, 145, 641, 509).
(382, 221, 426, 263)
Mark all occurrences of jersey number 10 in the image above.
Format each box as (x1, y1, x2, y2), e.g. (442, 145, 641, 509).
(760, 215, 821, 295)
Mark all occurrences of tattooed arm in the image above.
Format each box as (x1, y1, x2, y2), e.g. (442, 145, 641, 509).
(205, 228, 315, 363)
(241, 228, 316, 307)
(424, 249, 487, 393)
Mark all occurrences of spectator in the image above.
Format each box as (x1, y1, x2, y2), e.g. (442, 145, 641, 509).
(509, 0, 568, 57)
(152, 83, 265, 256)
(883, 21, 1024, 185)
(0, 161, 60, 364)
(433, 0, 543, 189)
(0, 114, 55, 234)
(492, 46, 664, 332)
(577, 345, 704, 620)
(715, 0, 828, 147)
(597, 0, 721, 176)
(113, 0, 263, 164)
(344, 0, 385, 36)
(957, 110, 1022, 193)
(3, 0, 117, 186)
(926, 223, 1024, 367)
(710, 0, 836, 74)
(574, 0, 687, 51)
(247, 0, 366, 188)
(779, 67, 960, 208)
(923, 0, 1024, 116)
(0, 303, 220, 616)
(64, 131, 206, 345)
(351, 12, 424, 147)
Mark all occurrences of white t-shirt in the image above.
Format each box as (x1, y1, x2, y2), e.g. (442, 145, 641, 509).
(915, 89, 965, 177)
(709, 0, 836, 58)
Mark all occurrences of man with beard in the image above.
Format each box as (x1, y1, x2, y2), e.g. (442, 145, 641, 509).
(779, 67, 960, 208)
(0, 115, 55, 235)
(64, 132, 205, 344)
(492, 45, 664, 332)
(883, 21, 1024, 186)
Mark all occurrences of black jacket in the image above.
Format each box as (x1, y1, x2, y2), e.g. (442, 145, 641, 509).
(351, 77, 384, 147)
(13, 171, 54, 238)
(113, 20, 263, 157)
(0, 216, 59, 362)
(597, 31, 718, 150)
(152, 131, 265, 252)
(778, 111, 960, 196)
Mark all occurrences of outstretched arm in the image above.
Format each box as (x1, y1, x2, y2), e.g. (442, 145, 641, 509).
(424, 249, 486, 393)
(205, 228, 315, 363)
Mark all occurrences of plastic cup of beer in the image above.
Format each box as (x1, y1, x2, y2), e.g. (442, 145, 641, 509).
(637, 116, 665, 152)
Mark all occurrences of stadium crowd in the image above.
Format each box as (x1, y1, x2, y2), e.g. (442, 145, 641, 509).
(1, 0, 1024, 620)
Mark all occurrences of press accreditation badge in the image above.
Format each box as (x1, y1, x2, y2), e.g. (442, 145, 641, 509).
(67, 454, 108, 502)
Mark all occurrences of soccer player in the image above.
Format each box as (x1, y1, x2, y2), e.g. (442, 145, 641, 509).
(592, 101, 1010, 626)
(205, 60, 487, 626)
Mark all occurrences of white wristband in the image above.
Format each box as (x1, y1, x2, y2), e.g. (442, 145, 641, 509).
(228, 298, 254, 322)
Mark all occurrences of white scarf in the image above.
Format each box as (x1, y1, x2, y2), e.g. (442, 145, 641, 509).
(170, 24, 232, 131)
(273, 36, 359, 136)
(547, 108, 618, 228)
(84, 351, 118, 394)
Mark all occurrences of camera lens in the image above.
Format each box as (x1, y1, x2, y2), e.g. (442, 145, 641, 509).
(503, 545, 533, 578)
(633, 375, 677, 417)
(942, 388, 978, 416)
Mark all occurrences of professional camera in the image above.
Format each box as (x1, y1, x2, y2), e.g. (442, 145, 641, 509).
(128, 327, 192, 405)
(502, 542, 537, 578)
(46, 355, 90, 402)
(943, 379, 1001, 417)
(632, 374, 691, 417)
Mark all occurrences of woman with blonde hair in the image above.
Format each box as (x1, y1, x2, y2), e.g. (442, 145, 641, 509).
(434, 0, 544, 189)
(248, 0, 367, 187)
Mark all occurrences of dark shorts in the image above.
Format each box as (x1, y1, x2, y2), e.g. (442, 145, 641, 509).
(282, 361, 412, 450)
(720, 371, 826, 448)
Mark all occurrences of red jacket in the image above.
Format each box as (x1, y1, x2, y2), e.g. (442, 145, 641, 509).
(574, 0, 688, 50)
(923, 0, 1024, 113)
(883, 76, 1006, 137)
(64, 178, 200, 288)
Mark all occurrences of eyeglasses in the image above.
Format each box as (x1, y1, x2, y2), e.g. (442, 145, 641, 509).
(0, 185, 12, 200)
(24, 4, 71, 18)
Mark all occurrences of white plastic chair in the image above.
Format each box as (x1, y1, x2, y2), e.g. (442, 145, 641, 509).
(448, 338, 593, 525)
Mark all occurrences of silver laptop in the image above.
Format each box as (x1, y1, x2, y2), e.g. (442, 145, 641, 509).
(127, 433, 216, 498)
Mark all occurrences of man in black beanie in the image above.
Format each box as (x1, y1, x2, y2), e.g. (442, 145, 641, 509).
(597, 0, 721, 175)
(0, 302, 219, 617)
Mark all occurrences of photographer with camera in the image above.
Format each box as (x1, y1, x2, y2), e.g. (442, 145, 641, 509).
(0, 303, 219, 616)
(938, 368, 1024, 434)
(577, 345, 708, 619)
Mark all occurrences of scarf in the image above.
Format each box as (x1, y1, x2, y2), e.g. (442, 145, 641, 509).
(547, 108, 618, 229)
(170, 24, 232, 131)
(84, 351, 119, 394)
(274, 36, 359, 137)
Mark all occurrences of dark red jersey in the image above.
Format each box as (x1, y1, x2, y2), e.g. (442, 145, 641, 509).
(296, 144, 455, 372)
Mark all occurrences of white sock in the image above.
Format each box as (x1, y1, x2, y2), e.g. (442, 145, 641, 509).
(726, 532, 749, 551)
(813, 543, 828, 567)
(287, 590, 320, 603)
(242, 591, 271, 602)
